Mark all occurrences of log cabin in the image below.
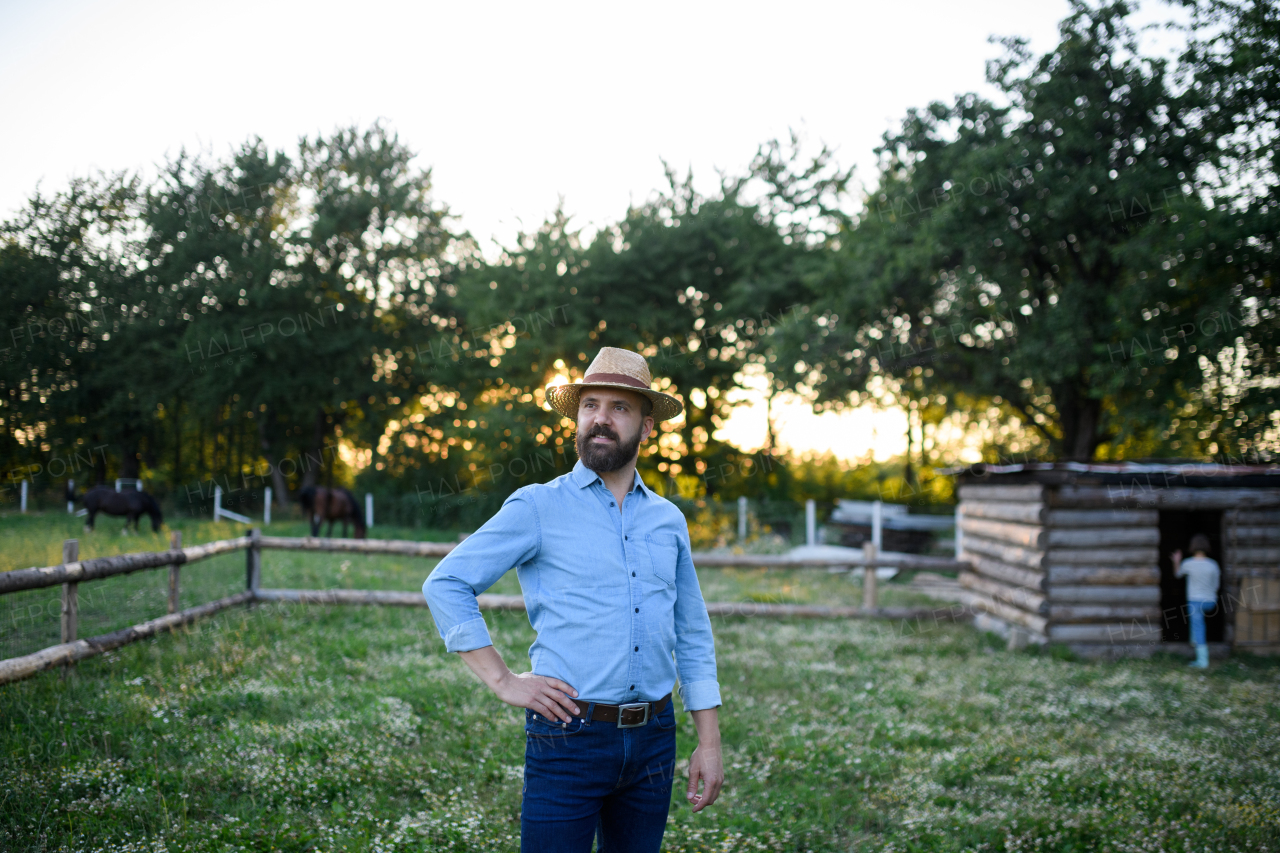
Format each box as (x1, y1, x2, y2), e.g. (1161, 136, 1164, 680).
(951, 462, 1280, 659)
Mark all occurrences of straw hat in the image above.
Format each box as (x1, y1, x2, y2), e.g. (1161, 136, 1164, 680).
(545, 347, 683, 422)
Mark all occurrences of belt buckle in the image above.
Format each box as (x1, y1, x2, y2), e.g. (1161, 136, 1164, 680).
(616, 702, 650, 728)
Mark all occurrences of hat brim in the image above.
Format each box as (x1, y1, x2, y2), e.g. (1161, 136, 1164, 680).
(545, 381, 683, 423)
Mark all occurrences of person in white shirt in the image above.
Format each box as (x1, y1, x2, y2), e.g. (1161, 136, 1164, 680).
(1173, 533, 1220, 669)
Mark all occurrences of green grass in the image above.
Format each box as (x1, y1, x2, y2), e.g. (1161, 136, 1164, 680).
(2, 514, 1280, 851)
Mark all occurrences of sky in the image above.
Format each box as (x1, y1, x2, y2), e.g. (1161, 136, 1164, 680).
(3, 0, 1171, 464)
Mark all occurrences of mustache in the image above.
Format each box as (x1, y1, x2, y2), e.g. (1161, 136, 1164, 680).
(584, 425, 619, 441)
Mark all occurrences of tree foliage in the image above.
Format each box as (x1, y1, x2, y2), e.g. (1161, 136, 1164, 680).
(762, 0, 1276, 460)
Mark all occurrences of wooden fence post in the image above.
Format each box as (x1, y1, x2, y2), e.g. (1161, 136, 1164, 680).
(862, 541, 878, 611)
(168, 530, 182, 614)
(61, 539, 79, 676)
(246, 528, 261, 601)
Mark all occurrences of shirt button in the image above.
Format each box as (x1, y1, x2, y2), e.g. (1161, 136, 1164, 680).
(610, 502, 615, 506)
(630, 684, 635, 690)
(634, 646, 639, 651)
(632, 572, 636, 577)
(634, 607, 639, 613)
(625, 535, 629, 540)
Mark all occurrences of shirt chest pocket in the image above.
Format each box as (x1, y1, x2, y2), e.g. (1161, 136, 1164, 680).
(644, 533, 679, 586)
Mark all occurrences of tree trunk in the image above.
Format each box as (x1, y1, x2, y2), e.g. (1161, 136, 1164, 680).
(196, 417, 205, 483)
(93, 438, 107, 486)
(258, 408, 291, 504)
(1056, 386, 1104, 461)
(119, 440, 141, 479)
(172, 398, 182, 489)
(213, 405, 224, 479)
(765, 386, 778, 454)
(904, 401, 917, 489)
(300, 407, 328, 491)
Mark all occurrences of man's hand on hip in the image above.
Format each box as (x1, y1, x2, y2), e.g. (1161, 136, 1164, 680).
(496, 671, 581, 722)
(457, 645, 580, 722)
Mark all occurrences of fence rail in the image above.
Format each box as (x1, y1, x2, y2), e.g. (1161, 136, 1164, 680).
(0, 537, 251, 595)
(256, 536, 456, 557)
(0, 532, 972, 686)
(0, 591, 253, 684)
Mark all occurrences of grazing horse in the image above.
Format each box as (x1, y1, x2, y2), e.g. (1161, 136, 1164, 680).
(299, 486, 366, 539)
(82, 485, 164, 533)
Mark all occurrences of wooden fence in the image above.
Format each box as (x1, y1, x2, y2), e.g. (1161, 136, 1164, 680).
(0, 532, 971, 685)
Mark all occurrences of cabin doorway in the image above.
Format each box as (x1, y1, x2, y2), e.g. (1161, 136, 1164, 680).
(1158, 509, 1225, 642)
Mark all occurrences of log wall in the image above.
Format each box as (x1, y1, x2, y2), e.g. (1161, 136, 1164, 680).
(958, 483, 1169, 648)
(961, 482, 1280, 656)
(957, 484, 1050, 640)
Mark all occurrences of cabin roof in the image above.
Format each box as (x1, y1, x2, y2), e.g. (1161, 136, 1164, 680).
(941, 460, 1280, 488)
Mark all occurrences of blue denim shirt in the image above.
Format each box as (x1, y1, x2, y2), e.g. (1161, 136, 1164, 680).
(422, 460, 722, 712)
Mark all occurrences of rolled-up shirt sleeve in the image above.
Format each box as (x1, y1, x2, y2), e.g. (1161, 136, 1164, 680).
(422, 492, 541, 653)
(671, 529, 722, 711)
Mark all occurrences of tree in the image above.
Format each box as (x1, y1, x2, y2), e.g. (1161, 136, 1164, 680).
(0, 124, 464, 513)
(763, 0, 1273, 460)
(1173, 0, 1280, 457)
(0, 173, 160, 489)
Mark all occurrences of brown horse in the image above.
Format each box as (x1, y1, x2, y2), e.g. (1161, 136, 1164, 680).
(299, 486, 366, 538)
(82, 485, 164, 533)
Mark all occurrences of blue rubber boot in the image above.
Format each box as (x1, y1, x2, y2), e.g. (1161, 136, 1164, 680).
(1189, 644, 1209, 669)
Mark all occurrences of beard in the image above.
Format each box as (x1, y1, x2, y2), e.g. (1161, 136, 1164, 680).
(576, 421, 643, 473)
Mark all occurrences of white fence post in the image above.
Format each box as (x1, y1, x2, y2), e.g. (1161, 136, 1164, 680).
(737, 496, 747, 540)
(20, 480, 28, 513)
(805, 499, 816, 546)
(871, 500, 883, 552)
(366, 493, 374, 529)
(67, 479, 75, 514)
(212, 485, 251, 524)
(264, 487, 272, 526)
(862, 541, 878, 610)
(954, 504, 964, 560)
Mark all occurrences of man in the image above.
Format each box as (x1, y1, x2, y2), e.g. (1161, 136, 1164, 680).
(422, 347, 724, 852)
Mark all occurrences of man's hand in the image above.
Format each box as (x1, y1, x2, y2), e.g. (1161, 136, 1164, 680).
(687, 706, 723, 812)
(686, 743, 723, 811)
(495, 670, 581, 722)
(457, 645, 580, 722)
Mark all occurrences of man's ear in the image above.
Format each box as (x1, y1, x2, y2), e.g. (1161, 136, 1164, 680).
(641, 416, 655, 442)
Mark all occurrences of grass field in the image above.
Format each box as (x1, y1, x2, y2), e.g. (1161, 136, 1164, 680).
(2, 512, 1279, 852)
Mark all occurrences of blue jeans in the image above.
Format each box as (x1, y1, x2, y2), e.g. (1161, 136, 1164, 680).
(521, 698, 678, 853)
(1188, 600, 1216, 645)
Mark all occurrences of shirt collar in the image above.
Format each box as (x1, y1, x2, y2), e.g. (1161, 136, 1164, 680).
(571, 460, 652, 498)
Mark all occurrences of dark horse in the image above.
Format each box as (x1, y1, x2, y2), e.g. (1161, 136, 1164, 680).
(81, 485, 164, 533)
(299, 486, 366, 539)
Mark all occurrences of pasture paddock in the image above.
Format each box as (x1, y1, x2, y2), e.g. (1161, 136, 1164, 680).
(1, 513, 1278, 851)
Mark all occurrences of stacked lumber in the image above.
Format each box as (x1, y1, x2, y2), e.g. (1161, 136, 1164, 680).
(957, 484, 1166, 645)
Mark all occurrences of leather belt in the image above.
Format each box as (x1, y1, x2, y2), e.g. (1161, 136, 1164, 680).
(582, 693, 671, 728)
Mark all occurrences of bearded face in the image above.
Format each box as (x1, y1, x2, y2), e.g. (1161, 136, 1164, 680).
(575, 420, 644, 472)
